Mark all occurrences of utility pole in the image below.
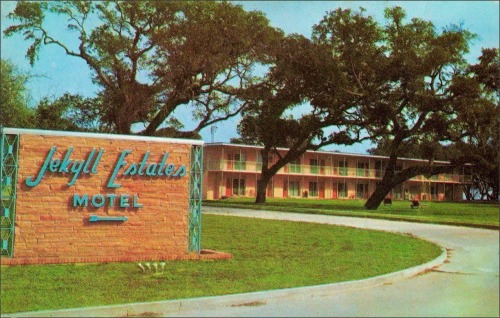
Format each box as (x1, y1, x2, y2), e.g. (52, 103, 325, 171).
(210, 125, 217, 143)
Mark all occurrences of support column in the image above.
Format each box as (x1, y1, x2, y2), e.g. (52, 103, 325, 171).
(0, 128, 20, 258)
(188, 145, 203, 253)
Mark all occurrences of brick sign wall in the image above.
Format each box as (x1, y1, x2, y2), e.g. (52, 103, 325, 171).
(0, 128, 229, 265)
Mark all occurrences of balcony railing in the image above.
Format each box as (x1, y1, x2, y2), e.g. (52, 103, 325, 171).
(205, 160, 467, 183)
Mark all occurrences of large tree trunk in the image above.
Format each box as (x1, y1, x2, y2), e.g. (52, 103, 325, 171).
(116, 115, 132, 135)
(364, 179, 396, 209)
(255, 171, 273, 204)
(365, 153, 397, 210)
(365, 154, 458, 210)
(254, 147, 302, 204)
(255, 147, 272, 204)
(143, 93, 190, 136)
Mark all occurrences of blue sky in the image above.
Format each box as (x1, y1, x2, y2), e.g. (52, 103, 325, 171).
(1, 1, 499, 154)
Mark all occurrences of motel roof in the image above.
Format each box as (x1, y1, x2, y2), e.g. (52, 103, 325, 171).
(204, 142, 454, 165)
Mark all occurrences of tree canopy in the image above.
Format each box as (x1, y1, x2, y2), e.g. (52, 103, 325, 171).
(5, 1, 282, 136)
(33, 93, 107, 132)
(5, 3, 496, 205)
(312, 6, 487, 209)
(233, 34, 366, 203)
(231, 6, 496, 206)
(0, 57, 107, 132)
(453, 48, 499, 201)
(1, 59, 34, 128)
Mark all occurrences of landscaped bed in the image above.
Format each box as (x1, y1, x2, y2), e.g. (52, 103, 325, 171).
(1, 214, 441, 314)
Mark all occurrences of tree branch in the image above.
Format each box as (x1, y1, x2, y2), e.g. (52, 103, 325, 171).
(143, 92, 191, 135)
(192, 101, 249, 133)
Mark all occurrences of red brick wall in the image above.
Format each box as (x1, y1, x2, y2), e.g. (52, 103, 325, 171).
(2, 134, 224, 265)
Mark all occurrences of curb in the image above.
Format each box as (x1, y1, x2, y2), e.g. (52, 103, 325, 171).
(5, 248, 447, 317)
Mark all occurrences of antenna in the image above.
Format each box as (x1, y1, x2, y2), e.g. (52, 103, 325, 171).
(210, 125, 217, 143)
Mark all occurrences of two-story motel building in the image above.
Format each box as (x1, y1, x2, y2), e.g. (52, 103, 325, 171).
(203, 143, 467, 202)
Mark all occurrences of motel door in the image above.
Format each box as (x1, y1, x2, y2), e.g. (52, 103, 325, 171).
(267, 183, 273, 197)
(213, 178, 220, 199)
(319, 182, 325, 198)
(258, 179, 274, 197)
(283, 181, 288, 198)
(226, 178, 232, 196)
(356, 183, 368, 199)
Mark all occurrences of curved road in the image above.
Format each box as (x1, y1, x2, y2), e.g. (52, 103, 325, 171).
(190, 207, 499, 317)
(10, 206, 499, 317)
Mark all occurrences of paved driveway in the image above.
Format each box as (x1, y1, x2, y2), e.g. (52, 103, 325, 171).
(189, 207, 499, 317)
(9, 207, 499, 317)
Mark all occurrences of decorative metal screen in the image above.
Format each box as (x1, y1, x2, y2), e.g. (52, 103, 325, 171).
(1, 128, 19, 257)
(188, 144, 203, 253)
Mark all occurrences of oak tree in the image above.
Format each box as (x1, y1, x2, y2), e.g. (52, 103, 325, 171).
(313, 7, 481, 209)
(455, 48, 499, 201)
(34, 93, 108, 132)
(234, 34, 367, 203)
(4, 1, 281, 135)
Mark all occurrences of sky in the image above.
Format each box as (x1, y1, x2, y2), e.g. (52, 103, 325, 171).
(1, 1, 499, 154)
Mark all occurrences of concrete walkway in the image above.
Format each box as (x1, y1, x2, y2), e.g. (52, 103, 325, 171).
(8, 207, 499, 317)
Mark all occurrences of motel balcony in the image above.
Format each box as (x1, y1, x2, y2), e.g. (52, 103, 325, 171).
(204, 159, 468, 184)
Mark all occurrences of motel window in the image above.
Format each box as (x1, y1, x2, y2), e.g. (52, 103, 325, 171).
(356, 183, 368, 199)
(338, 160, 348, 176)
(319, 159, 326, 174)
(338, 182, 347, 198)
(256, 154, 262, 170)
(289, 180, 300, 197)
(234, 153, 246, 171)
(310, 159, 319, 174)
(289, 158, 301, 173)
(256, 153, 272, 171)
(375, 160, 385, 178)
(309, 181, 318, 197)
(356, 162, 367, 177)
(232, 178, 246, 196)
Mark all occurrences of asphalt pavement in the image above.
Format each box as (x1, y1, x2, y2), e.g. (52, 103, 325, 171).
(7, 206, 499, 317)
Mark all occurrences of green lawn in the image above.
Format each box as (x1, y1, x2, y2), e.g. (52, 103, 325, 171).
(204, 198, 499, 229)
(1, 214, 442, 314)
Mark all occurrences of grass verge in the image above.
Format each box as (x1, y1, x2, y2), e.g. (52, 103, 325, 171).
(204, 198, 499, 229)
(1, 214, 441, 314)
